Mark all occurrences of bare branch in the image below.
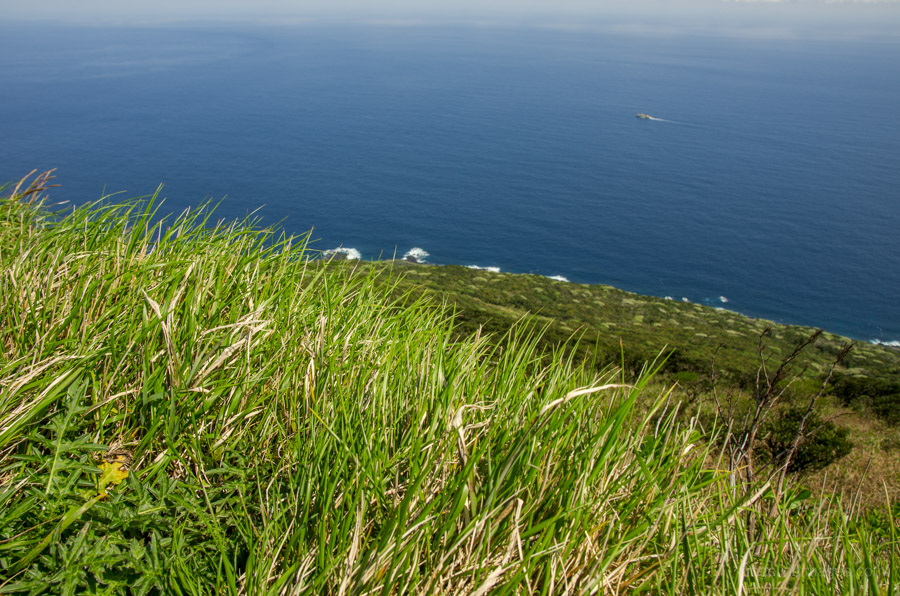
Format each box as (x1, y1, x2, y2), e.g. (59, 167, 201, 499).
(776, 342, 853, 493)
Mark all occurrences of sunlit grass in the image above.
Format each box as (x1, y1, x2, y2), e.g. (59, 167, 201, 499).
(375, 260, 900, 385)
(0, 173, 896, 593)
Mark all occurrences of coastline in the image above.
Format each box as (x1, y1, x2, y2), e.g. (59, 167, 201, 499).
(314, 254, 900, 384)
(321, 250, 898, 349)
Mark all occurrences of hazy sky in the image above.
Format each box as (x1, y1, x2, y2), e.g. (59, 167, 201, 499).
(3, 0, 900, 38)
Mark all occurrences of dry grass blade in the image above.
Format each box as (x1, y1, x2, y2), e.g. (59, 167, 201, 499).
(538, 383, 630, 417)
(141, 288, 181, 386)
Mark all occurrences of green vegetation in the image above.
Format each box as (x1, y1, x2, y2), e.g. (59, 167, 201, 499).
(367, 256, 900, 506)
(376, 261, 900, 388)
(1, 174, 898, 593)
(830, 372, 900, 426)
(763, 407, 854, 474)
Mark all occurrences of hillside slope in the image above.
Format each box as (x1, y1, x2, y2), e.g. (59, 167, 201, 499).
(377, 260, 900, 383)
(1, 178, 896, 593)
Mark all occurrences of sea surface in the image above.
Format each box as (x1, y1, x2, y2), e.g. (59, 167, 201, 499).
(1, 23, 899, 342)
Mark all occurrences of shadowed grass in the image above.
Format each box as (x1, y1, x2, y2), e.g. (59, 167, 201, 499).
(0, 174, 896, 593)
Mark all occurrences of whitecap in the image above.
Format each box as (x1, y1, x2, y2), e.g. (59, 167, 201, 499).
(323, 247, 361, 260)
(871, 339, 900, 348)
(403, 247, 430, 263)
(664, 296, 673, 301)
(719, 296, 729, 303)
(467, 265, 501, 273)
(546, 275, 569, 282)
(682, 297, 690, 303)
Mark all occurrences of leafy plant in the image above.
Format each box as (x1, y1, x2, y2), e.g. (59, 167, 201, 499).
(830, 372, 900, 425)
(764, 406, 853, 474)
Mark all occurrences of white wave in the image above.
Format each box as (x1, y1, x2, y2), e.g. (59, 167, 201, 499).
(871, 339, 900, 348)
(547, 275, 569, 282)
(682, 297, 690, 303)
(403, 247, 429, 263)
(467, 265, 501, 273)
(323, 247, 361, 260)
(664, 296, 673, 301)
(719, 296, 729, 303)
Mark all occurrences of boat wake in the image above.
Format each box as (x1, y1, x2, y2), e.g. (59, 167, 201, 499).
(636, 113, 690, 125)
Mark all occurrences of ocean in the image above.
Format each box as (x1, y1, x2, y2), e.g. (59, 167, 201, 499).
(1, 23, 898, 342)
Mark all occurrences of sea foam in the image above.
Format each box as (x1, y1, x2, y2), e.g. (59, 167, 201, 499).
(323, 247, 361, 260)
(546, 275, 569, 282)
(467, 265, 501, 273)
(403, 247, 430, 263)
(871, 339, 900, 348)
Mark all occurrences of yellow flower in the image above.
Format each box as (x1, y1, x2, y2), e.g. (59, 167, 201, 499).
(98, 460, 129, 496)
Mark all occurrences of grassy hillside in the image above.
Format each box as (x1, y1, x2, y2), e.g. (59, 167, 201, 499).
(359, 261, 900, 512)
(376, 261, 900, 385)
(1, 176, 897, 593)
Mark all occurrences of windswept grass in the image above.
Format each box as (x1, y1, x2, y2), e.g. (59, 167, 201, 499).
(1, 174, 896, 593)
(374, 262, 900, 384)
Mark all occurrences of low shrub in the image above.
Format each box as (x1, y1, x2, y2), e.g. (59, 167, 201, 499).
(764, 407, 853, 474)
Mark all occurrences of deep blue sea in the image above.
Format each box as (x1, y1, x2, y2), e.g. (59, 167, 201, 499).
(2, 23, 899, 342)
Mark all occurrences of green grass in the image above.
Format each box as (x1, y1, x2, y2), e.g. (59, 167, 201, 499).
(1, 176, 897, 593)
(372, 261, 900, 386)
